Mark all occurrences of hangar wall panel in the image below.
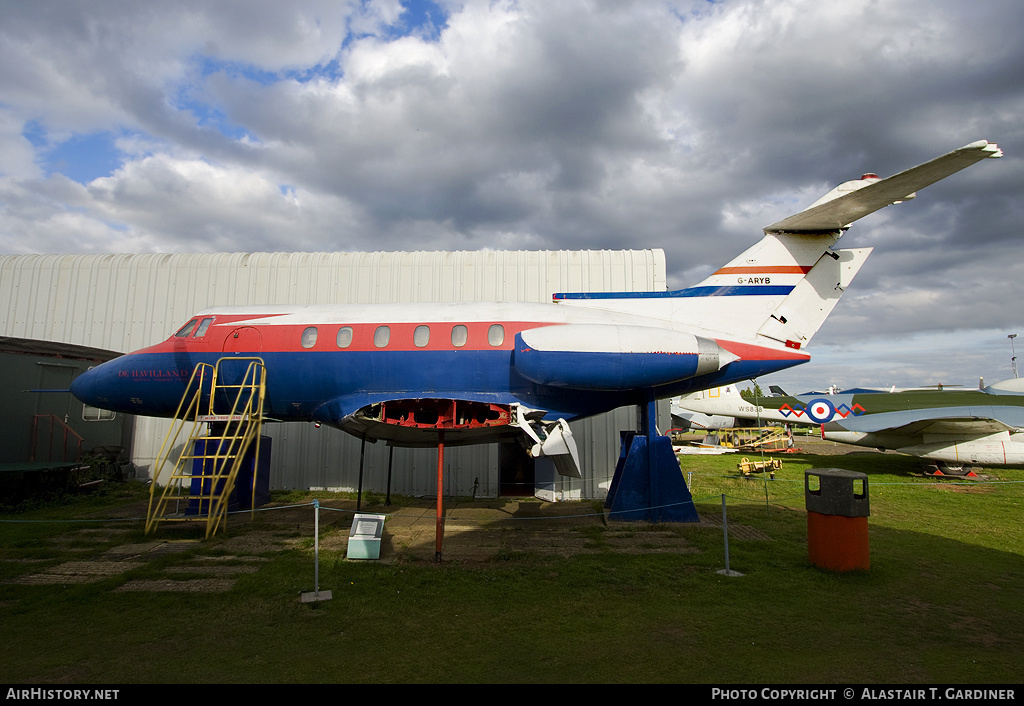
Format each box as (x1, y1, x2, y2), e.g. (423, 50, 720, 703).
(0, 250, 667, 499)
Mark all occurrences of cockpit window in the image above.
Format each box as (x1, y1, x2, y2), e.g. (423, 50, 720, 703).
(174, 319, 198, 337)
(194, 317, 214, 338)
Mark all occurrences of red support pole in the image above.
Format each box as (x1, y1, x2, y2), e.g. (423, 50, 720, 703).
(435, 431, 445, 563)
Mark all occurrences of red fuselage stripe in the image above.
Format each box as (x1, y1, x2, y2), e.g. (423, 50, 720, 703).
(141, 319, 555, 354)
(135, 316, 808, 363)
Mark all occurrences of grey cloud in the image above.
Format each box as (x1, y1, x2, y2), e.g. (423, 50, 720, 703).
(0, 0, 1021, 389)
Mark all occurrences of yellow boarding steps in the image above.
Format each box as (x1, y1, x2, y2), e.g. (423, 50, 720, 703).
(146, 358, 266, 538)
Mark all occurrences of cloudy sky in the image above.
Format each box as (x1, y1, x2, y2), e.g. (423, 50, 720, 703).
(1, 0, 1022, 393)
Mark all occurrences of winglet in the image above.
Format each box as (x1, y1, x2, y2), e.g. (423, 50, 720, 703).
(765, 140, 1002, 234)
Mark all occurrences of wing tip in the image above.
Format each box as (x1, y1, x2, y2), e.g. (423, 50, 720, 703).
(964, 140, 1003, 158)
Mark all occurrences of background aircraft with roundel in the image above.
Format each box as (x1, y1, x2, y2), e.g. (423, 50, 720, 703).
(673, 376, 1024, 474)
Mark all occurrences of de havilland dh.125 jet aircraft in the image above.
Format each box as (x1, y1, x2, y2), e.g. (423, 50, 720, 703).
(674, 376, 1024, 474)
(71, 140, 1002, 524)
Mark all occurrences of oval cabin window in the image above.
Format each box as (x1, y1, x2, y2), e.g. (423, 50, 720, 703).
(374, 326, 391, 348)
(488, 324, 504, 346)
(337, 326, 353, 348)
(414, 325, 430, 348)
(301, 326, 318, 349)
(451, 325, 468, 347)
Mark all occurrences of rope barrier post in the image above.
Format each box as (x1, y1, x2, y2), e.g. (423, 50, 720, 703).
(301, 499, 332, 603)
(716, 493, 743, 577)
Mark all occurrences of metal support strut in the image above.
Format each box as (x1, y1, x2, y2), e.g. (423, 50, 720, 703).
(436, 431, 445, 562)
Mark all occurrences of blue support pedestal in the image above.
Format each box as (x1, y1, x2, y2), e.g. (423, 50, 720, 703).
(605, 431, 700, 523)
(234, 436, 272, 510)
(187, 435, 272, 516)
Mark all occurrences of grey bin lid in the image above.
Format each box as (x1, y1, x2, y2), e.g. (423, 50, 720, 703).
(804, 468, 870, 517)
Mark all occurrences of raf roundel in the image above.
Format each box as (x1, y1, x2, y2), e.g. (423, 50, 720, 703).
(804, 399, 836, 424)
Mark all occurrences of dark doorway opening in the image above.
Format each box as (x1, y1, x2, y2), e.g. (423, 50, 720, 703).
(499, 442, 535, 496)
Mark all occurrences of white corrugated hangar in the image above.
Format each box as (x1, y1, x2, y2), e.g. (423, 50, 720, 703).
(0, 250, 671, 501)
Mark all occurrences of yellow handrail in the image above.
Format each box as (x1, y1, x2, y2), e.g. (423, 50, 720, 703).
(145, 358, 266, 537)
(203, 358, 266, 537)
(146, 363, 215, 534)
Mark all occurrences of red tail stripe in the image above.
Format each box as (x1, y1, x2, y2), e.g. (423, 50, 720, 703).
(714, 266, 814, 275)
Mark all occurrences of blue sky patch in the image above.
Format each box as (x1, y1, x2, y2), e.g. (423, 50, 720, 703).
(27, 125, 124, 184)
(396, 0, 448, 41)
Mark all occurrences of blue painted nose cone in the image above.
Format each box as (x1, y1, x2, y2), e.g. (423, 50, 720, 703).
(69, 354, 194, 418)
(70, 360, 119, 410)
(70, 366, 100, 406)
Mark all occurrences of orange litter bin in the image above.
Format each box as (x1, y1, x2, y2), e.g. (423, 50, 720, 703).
(805, 468, 870, 571)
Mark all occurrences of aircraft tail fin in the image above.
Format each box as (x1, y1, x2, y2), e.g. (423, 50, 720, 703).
(555, 140, 999, 350)
(553, 235, 870, 348)
(674, 234, 871, 348)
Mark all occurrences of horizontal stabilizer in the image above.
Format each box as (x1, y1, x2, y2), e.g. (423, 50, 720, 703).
(765, 140, 1002, 233)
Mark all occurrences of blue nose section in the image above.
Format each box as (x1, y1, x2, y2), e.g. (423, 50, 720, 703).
(70, 353, 200, 418)
(70, 360, 120, 410)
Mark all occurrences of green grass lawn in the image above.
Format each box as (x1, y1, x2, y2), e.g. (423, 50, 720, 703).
(1, 449, 1022, 684)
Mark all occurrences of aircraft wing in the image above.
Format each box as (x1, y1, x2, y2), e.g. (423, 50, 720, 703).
(834, 406, 1024, 437)
(765, 140, 1002, 233)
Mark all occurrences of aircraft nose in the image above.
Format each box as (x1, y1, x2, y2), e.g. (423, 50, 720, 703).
(70, 359, 120, 410)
